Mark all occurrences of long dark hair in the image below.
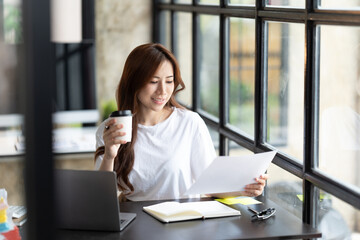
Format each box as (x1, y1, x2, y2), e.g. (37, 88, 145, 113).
(95, 43, 185, 194)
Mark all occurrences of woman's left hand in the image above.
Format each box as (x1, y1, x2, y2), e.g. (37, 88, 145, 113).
(242, 174, 269, 197)
(208, 174, 269, 199)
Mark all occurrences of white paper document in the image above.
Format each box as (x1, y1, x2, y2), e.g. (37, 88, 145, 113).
(185, 151, 277, 195)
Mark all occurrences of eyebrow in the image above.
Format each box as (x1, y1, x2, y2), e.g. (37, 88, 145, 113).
(153, 75, 174, 79)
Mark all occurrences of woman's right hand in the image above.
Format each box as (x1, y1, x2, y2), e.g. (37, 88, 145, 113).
(102, 118, 128, 161)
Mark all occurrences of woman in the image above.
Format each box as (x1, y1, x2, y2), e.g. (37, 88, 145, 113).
(94, 43, 268, 201)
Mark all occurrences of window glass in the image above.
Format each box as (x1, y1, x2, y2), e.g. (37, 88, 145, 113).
(318, 25, 360, 190)
(208, 125, 219, 155)
(175, 0, 191, 3)
(54, 44, 96, 111)
(318, 0, 360, 9)
(267, 164, 303, 219)
(229, 18, 256, 138)
(198, 14, 219, 117)
(68, 43, 81, 52)
(3, 0, 22, 44)
(265, 0, 305, 8)
(314, 187, 360, 239)
(228, 0, 255, 5)
(174, 12, 193, 108)
(68, 53, 83, 110)
(159, 11, 171, 50)
(265, 21, 304, 162)
(0, 0, 25, 207)
(55, 61, 66, 109)
(228, 140, 253, 156)
(198, 0, 219, 5)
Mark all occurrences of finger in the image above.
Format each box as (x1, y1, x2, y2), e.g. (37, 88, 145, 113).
(109, 131, 127, 141)
(103, 120, 123, 132)
(104, 132, 127, 146)
(246, 183, 263, 188)
(105, 118, 117, 128)
(241, 190, 261, 197)
(247, 190, 262, 197)
(259, 174, 269, 180)
(244, 185, 264, 195)
(245, 184, 263, 192)
(254, 177, 267, 185)
(103, 124, 125, 139)
(107, 139, 126, 147)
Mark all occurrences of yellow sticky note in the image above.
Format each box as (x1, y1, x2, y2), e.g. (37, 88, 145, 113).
(216, 197, 262, 205)
(297, 194, 303, 202)
(297, 193, 330, 202)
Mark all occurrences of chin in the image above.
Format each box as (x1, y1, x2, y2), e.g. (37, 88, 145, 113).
(149, 104, 166, 112)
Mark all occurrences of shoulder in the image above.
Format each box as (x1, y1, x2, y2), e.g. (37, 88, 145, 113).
(172, 107, 206, 130)
(173, 107, 202, 122)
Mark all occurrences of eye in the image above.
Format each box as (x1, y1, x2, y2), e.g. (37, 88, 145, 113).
(166, 76, 174, 84)
(150, 80, 158, 84)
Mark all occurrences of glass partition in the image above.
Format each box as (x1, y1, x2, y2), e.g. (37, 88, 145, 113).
(265, 0, 305, 8)
(229, 0, 255, 6)
(318, 25, 360, 190)
(229, 17, 256, 138)
(159, 10, 171, 50)
(198, 14, 219, 117)
(0, 0, 25, 207)
(267, 164, 303, 219)
(229, 140, 253, 156)
(318, 0, 360, 10)
(175, 12, 193, 108)
(265, 21, 304, 162)
(198, 0, 219, 5)
(208, 125, 220, 155)
(175, 0, 191, 4)
(314, 187, 360, 239)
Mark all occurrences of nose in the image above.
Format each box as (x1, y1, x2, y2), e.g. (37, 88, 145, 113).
(156, 81, 166, 95)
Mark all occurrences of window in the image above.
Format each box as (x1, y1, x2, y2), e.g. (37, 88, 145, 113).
(153, 0, 360, 237)
(174, 12, 193, 107)
(198, 14, 220, 118)
(229, 18, 256, 138)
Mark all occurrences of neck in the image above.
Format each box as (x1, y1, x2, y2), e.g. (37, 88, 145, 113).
(138, 107, 171, 126)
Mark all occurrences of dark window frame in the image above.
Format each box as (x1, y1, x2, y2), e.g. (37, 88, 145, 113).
(153, 0, 360, 226)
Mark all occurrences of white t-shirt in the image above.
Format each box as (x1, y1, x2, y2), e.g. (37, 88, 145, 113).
(95, 107, 216, 201)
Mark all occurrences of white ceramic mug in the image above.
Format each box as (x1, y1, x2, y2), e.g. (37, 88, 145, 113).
(108, 110, 132, 142)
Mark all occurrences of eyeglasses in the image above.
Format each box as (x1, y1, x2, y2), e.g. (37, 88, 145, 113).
(248, 207, 276, 221)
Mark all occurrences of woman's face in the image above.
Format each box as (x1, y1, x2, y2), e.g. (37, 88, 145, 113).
(137, 60, 175, 113)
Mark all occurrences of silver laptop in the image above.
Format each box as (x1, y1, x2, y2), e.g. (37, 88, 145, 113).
(54, 169, 136, 231)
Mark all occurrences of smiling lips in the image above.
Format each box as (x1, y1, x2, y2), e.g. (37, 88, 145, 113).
(152, 97, 166, 105)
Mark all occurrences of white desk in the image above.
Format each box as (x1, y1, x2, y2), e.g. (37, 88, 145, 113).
(0, 127, 97, 158)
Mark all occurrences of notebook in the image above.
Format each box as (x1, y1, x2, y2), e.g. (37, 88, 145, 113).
(54, 169, 136, 231)
(143, 200, 240, 223)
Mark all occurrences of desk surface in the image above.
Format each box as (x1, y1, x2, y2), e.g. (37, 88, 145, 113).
(49, 197, 321, 240)
(0, 127, 96, 158)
